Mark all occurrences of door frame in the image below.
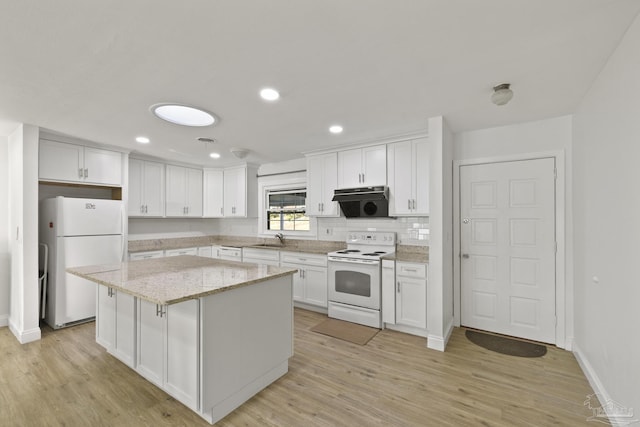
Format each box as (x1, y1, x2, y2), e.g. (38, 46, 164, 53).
(453, 150, 568, 349)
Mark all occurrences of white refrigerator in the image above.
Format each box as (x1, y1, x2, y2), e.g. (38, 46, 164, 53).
(40, 197, 124, 329)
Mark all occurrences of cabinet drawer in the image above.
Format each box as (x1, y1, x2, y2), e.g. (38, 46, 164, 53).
(165, 247, 198, 257)
(130, 250, 165, 260)
(242, 248, 280, 262)
(396, 262, 427, 279)
(280, 251, 327, 267)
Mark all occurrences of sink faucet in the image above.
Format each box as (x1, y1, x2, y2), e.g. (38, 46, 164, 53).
(275, 233, 285, 245)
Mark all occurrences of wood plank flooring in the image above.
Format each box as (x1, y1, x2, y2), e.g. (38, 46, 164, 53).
(0, 309, 596, 426)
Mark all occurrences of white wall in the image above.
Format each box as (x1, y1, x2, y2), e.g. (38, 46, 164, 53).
(572, 13, 640, 421)
(8, 124, 40, 343)
(0, 135, 9, 326)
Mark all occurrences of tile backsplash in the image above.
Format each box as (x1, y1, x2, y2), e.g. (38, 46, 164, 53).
(316, 216, 429, 246)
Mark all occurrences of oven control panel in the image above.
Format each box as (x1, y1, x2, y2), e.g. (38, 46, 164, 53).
(347, 231, 395, 245)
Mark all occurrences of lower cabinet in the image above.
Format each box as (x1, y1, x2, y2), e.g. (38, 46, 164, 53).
(242, 247, 280, 266)
(165, 247, 198, 257)
(280, 252, 328, 309)
(381, 260, 428, 336)
(129, 250, 164, 260)
(96, 286, 136, 368)
(137, 299, 200, 411)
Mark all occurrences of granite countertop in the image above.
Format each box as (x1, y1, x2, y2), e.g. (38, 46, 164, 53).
(128, 235, 346, 255)
(67, 255, 297, 305)
(384, 245, 429, 263)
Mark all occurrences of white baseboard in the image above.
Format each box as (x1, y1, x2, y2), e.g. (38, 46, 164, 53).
(573, 343, 636, 426)
(9, 320, 41, 344)
(427, 318, 455, 352)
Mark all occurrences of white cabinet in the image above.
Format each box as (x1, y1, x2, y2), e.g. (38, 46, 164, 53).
(219, 246, 242, 261)
(387, 138, 429, 216)
(165, 247, 198, 257)
(306, 153, 339, 216)
(381, 260, 396, 324)
(137, 299, 199, 410)
(203, 169, 224, 217)
(337, 145, 386, 189)
(129, 250, 164, 260)
(395, 262, 427, 329)
(223, 165, 258, 217)
(242, 247, 280, 266)
(280, 252, 328, 308)
(128, 159, 165, 217)
(96, 286, 136, 368)
(198, 246, 213, 257)
(39, 139, 122, 186)
(166, 165, 203, 217)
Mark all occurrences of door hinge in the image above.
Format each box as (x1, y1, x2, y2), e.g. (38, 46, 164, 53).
(554, 167, 557, 180)
(555, 241, 558, 253)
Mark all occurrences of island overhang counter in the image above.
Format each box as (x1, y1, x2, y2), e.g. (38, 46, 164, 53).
(67, 255, 297, 425)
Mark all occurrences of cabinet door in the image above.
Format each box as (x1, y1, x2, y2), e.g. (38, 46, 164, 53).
(388, 141, 414, 215)
(337, 148, 363, 189)
(165, 247, 198, 256)
(281, 262, 304, 301)
(165, 299, 199, 410)
(303, 266, 328, 307)
(83, 147, 122, 186)
(96, 286, 116, 350)
(413, 138, 430, 215)
(307, 153, 338, 216)
(381, 260, 396, 324)
(203, 170, 224, 217)
(128, 159, 144, 216)
(137, 299, 165, 387)
(198, 246, 213, 257)
(143, 161, 165, 217)
(113, 291, 136, 368)
(396, 276, 427, 329)
(185, 168, 203, 217)
(165, 165, 187, 216)
(361, 145, 387, 186)
(39, 140, 83, 182)
(223, 167, 246, 217)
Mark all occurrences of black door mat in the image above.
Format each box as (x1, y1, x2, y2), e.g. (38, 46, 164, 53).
(465, 329, 547, 358)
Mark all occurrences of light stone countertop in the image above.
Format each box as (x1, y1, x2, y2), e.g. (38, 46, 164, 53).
(67, 255, 297, 305)
(383, 245, 429, 263)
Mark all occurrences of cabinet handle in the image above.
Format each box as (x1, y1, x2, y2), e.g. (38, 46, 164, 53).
(84, 168, 88, 178)
(78, 168, 83, 178)
(108, 287, 114, 298)
(397, 281, 401, 293)
(361, 173, 364, 183)
(412, 199, 416, 210)
(404, 268, 418, 272)
(220, 207, 224, 215)
(186, 206, 189, 214)
(156, 304, 166, 318)
(145, 205, 148, 214)
(318, 203, 322, 212)
(408, 199, 411, 210)
(140, 205, 144, 214)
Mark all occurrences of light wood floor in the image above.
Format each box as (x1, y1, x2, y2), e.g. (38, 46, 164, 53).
(0, 309, 595, 426)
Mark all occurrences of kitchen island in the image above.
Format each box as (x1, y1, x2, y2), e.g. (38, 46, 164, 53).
(67, 255, 297, 425)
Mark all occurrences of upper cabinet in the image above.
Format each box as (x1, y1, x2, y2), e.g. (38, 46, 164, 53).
(306, 153, 339, 217)
(223, 165, 258, 218)
(387, 137, 429, 216)
(39, 139, 122, 186)
(129, 159, 165, 217)
(203, 169, 224, 218)
(337, 145, 386, 189)
(165, 165, 203, 217)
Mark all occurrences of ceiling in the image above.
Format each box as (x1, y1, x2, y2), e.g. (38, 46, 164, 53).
(1, 0, 639, 167)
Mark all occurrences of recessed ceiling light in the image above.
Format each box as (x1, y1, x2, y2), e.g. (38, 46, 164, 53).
(329, 125, 343, 134)
(135, 136, 150, 144)
(151, 103, 217, 127)
(209, 152, 221, 159)
(260, 88, 280, 101)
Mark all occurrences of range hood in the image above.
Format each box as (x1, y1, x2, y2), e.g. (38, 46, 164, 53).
(332, 186, 390, 218)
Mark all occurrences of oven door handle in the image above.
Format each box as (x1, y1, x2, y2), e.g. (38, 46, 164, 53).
(328, 257, 379, 265)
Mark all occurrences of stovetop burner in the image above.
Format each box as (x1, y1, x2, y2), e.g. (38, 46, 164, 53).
(335, 249, 361, 254)
(362, 251, 388, 256)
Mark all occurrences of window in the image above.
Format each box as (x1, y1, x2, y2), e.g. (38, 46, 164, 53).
(266, 189, 309, 231)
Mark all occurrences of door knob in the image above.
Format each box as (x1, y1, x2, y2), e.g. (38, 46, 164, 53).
(463, 218, 470, 224)
(462, 253, 470, 259)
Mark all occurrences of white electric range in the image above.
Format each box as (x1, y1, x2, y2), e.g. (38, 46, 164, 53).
(327, 231, 396, 328)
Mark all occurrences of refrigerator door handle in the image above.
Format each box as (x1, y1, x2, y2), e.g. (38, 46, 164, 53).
(120, 204, 126, 261)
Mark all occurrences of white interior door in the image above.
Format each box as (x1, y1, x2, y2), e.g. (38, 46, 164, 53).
(460, 158, 556, 343)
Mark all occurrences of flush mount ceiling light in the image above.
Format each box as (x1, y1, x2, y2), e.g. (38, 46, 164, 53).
(491, 83, 514, 106)
(260, 88, 280, 101)
(329, 125, 344, 134)
(209, 152, 221, 159)
(151, 103, 217, 126)
(230, 147, 249, 159)
(135, 136, 150, 144)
